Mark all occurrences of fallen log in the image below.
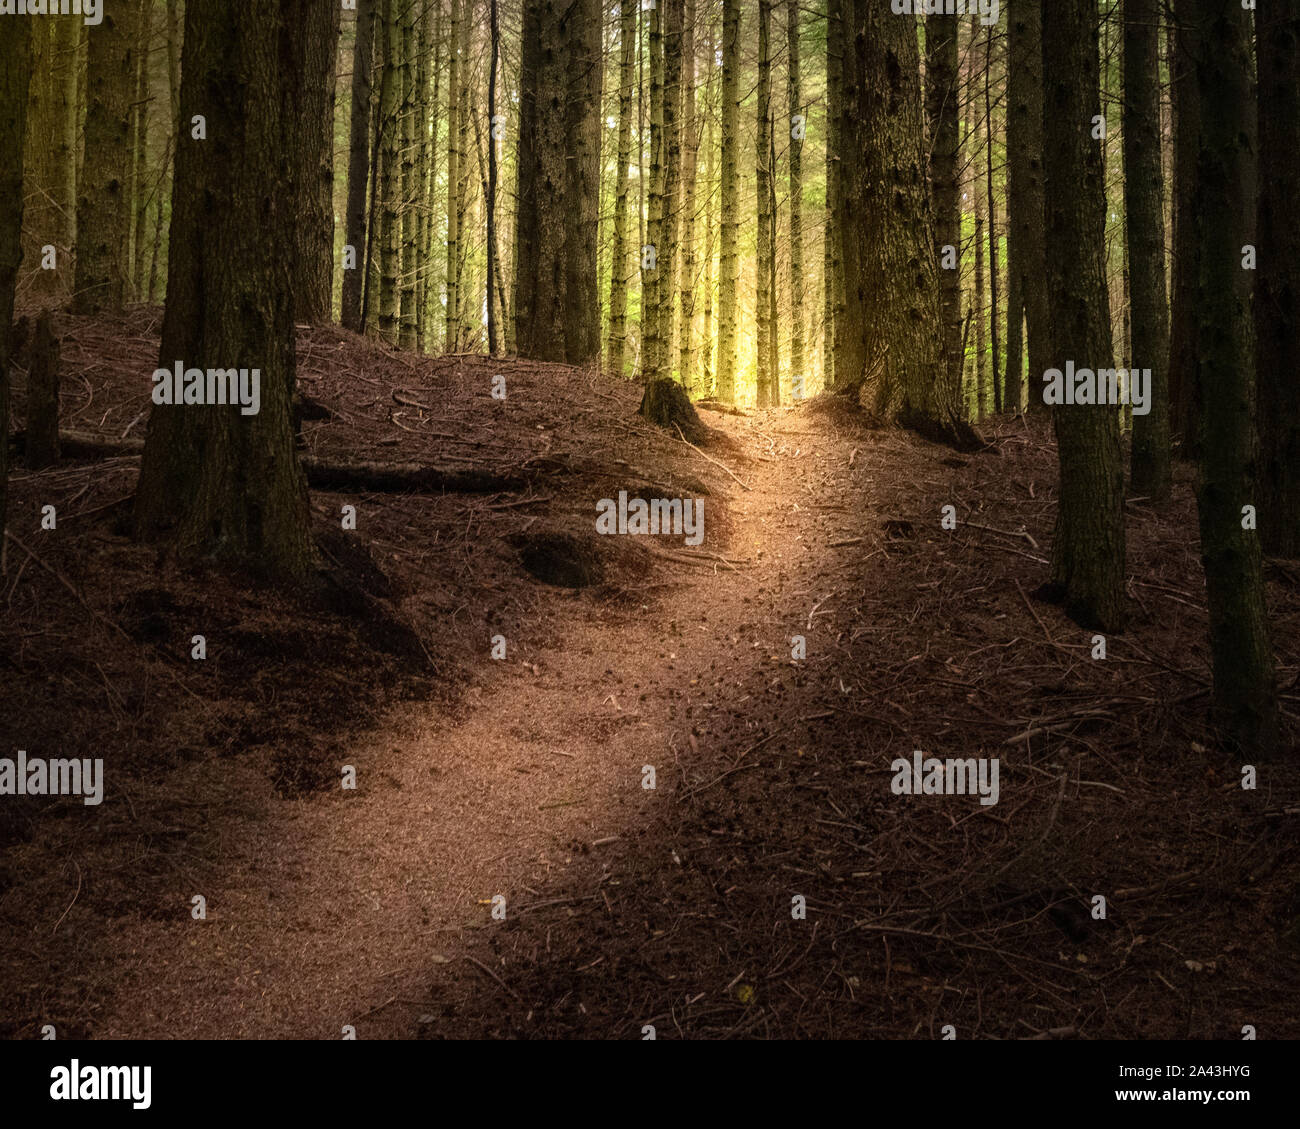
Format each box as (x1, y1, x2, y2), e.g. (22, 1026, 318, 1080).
(11, 429, 533, 495)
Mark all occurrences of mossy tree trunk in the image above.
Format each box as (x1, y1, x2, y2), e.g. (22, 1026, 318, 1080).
(73, 0, 140, 315)
(513, 0, 604, 364)
(133, 0, 317, 583)
(1041, 0, 1127, 631)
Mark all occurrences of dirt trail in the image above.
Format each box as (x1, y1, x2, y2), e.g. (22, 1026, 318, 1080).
(65, 407, 831, 1039)
(4, 326, 1296, 1040)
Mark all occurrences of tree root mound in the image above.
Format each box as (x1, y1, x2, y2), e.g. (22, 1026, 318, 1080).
(638, 378, 711, 446)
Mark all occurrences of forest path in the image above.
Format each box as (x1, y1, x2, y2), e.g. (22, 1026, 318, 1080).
(85, 404, 861, 1039)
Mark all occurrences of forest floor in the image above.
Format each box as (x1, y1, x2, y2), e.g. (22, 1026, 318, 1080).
(2, 308, 1299, 1040)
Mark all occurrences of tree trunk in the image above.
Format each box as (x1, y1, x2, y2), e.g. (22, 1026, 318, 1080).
(643, 0, 665, 381)
(377, 0, 401, 344)
(444, 0, 462, 352)
(133, 0, 317, 583)
(129, 0, 153, 300)
(398, 0, 418, 348)
(701, 50, 716, 398)
(0, 16, 31, 569)
(972, 31, 987, 422)
(1168, 0, 1201, 455)
(342, 0, 378, 332)
(513, 0, 604, 364)
(1191, 0, 1280, 755)
(716, 0, 740, 403)
(1006, 0, 1048, 413)
(22, 17, 79, 304)
(1124, 0, 1172, 499)
(486, 0, 500, 355)
(984, 24, 1001, 415)
(25, 310, 61, 471)
(824, 0, 843, 392)
(836, 1, 971, 446)
(1041, 0, 1127, 631)
(756, 0, 775, 407)
(787, 0, 804, 401)
(926, 13, 962, 409)
(73, 0, 139, 315)
(288, 0, 340, 325)
(1256, 0, 1300, 558)
(663, 0, 685, 379)
(678, 0, 699, 390)
(608, 0, 638, 377)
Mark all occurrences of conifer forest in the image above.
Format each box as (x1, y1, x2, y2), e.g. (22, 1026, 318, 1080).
(0, 0, 1298, 1081)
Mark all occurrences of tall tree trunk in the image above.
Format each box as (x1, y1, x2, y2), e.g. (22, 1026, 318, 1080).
(1006, 0, 1048, 413)
(1124, 0, 1172, 498)
(1041, 0, 1126, 631)
(608, 0, 638, 377)
(926, 12, 962, 408)
(984, 24, 1001, 415)
(716, 0, 740, 402)
(701, 50, 716, 398)
(1256, 0, 1300, 557)
(377, 0, 401, 344)
(342, 0, 378, 332)
(663, 0, 685, 379)
(513, 0, 604, 363)
(1168, 0, 1201, 455)
(0, 17, 31, 570)
(73, 0, 139, 314)
(133, 0, 317, 582)
(1191, 0, 1280, 754)
(971, 30, 988, 423)
(756, 0, 775, 407)
(678, 0, 698, 390)
(455, 9, 472, 348)
(787, 0, 804, 400)
(486, 0, 500, 355)
(824, 0, 842, 391)
(398, 0, 418, 348)
(22, 17, 78, 302)
(643, 0, 665, 381)
(286, 0, 340, 324)
(836, 1, 971, 445)
(444, 0, 462, 352)
(129, 0, 154, 300)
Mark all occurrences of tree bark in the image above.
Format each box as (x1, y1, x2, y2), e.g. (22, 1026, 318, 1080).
(608, 0, 638, 378)
(1041, 0, 1127, 631)
(133, 0, 318, 582)
(73, 0, 139, 315)
(716, 0, 740, 403)
(513, 0, 604, 364)
(1191, 0, 1280, 755)
(0, 16, 31, 568)
(342, 0, 378, 332)
(1256, 0, 1300, 557)
(1168, 0, 1201, 455)
(1006, 0, 1048, 413)
(1124, 0, 1172, 499)
(836, 1, 972, 446)
(927, 14, 961, 410)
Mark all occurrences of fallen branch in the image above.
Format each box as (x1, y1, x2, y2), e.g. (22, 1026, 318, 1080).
(11, 429, 533, 495)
